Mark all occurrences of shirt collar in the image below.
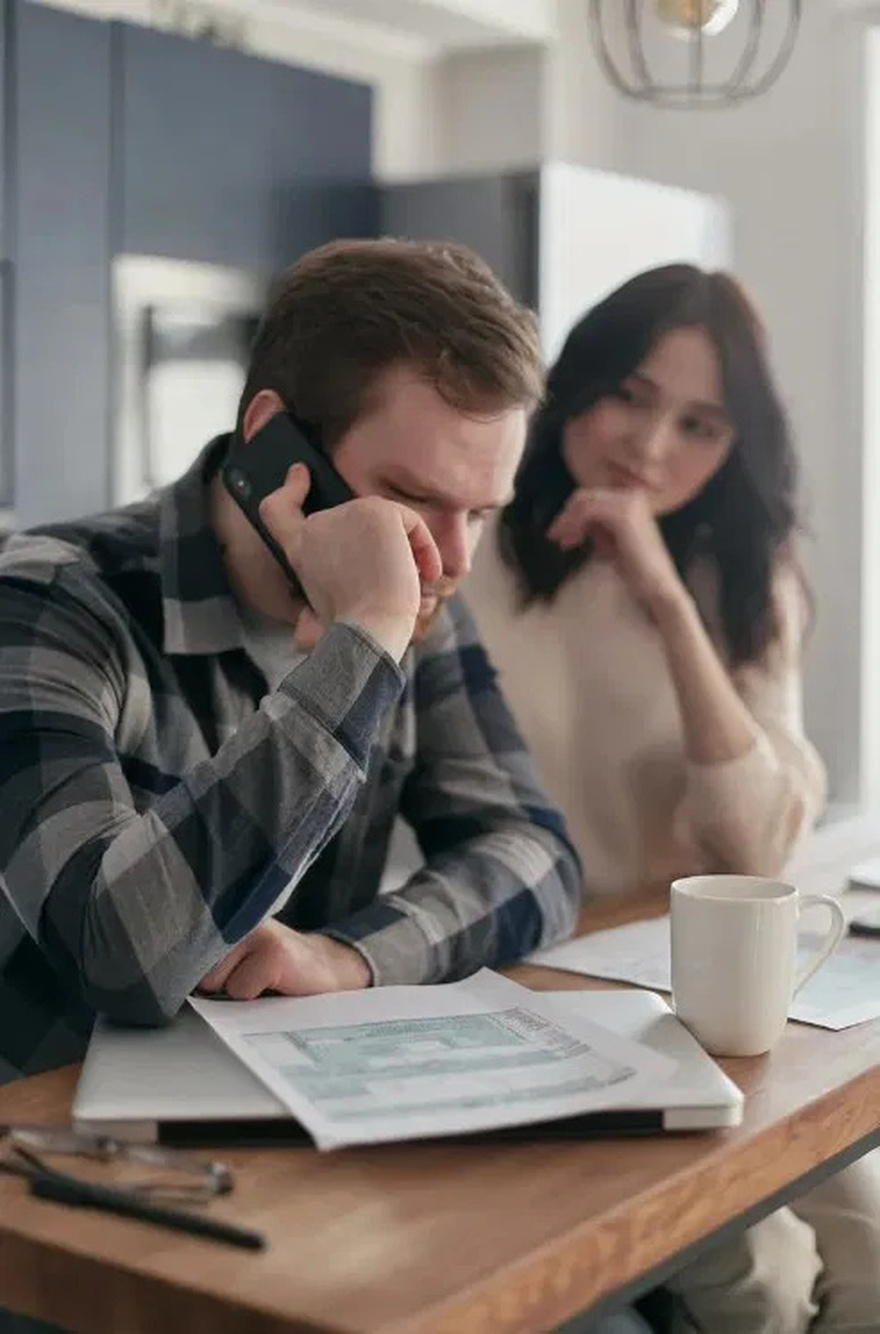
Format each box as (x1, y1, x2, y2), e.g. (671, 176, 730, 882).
(158, 435, 247, 657)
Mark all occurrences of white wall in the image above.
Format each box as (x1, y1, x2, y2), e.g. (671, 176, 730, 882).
(374, 46, 546, 179)
(435, 46, 544, 174)
(540, 0, 616, 168)
(373, 60, 446, 178)
(860, 27, 880, 813)
(378, 0, 618, 177)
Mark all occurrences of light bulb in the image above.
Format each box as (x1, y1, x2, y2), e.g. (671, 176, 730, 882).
(655, 0, 740, 38)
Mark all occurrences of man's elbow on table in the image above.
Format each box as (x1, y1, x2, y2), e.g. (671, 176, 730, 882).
(77, 961, 189, 1029)
(72, 910, 207, 1028)
(516, 809, 584, 952)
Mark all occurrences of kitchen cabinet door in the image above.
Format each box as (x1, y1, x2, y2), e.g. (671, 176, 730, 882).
(0, 261, 10, 511)
(116, 23, 373, 274)
(0, 0, 7, 263)
(11, 0, 113, 525)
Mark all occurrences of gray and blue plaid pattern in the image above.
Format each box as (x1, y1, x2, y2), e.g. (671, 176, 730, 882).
(0, 438, 580, 1083)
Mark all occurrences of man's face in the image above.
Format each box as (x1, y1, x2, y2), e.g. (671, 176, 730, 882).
(331, 366, 528, 635)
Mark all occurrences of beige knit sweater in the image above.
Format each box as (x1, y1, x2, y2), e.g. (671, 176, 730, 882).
(465, 523, 827, 896)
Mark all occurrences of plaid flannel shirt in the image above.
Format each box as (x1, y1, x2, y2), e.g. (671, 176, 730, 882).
(0, 438, 580, 1083)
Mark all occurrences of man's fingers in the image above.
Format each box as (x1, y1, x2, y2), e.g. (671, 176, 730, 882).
(259, 462, 312, 539)
(226, 933, 309, 999)
(397, 506, 443, 585)
(198, 939, 248, 993)
(294, 606, 325, 653)
(222, 951, 281, 1002)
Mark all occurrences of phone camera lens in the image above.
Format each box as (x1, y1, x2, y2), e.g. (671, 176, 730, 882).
(229, 468, 251, 499)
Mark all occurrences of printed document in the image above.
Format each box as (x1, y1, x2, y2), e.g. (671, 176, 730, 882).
(190, 969, 671, 1150)
(531, 918, 880, 1031)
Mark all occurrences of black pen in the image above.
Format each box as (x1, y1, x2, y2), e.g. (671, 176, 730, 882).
(30, 1171, 267, 1251)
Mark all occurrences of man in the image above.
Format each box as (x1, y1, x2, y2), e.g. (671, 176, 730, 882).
(0, 238, 581, 1082)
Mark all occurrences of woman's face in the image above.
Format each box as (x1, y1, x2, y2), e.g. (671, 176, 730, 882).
(561, 326, 735, 516)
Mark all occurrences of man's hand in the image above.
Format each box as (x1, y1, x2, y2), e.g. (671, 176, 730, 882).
(198, 919, 371, 1001)
(259, 464, 443, 661)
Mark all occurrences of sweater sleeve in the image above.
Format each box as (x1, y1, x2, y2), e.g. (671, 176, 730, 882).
(675, 567, 827, 876)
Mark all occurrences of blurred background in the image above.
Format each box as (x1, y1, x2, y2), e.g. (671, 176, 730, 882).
(0, 0, 873, 828)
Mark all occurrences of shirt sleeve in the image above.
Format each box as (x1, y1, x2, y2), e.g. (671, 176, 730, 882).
(676, 566, 827, 875)
(0, 551, 403, 1025)
(324, 595, 582, 984)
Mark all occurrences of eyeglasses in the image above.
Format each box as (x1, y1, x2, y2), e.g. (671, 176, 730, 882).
(0, 1124, 233, 1205)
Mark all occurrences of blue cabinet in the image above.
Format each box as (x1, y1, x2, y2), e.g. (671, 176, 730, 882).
(0, 6, 8, 506)
(264, 56, 375, 265)
(115, 24, 374, 272)
(0, 1, 7, 263)
(10, 0, 113, 525)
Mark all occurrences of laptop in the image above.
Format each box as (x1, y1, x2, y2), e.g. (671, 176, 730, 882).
(72, 990, 744, 1144)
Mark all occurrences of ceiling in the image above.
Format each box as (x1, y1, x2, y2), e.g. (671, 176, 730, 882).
(270, 0, 559, 50)
(33, 0, 561, 61)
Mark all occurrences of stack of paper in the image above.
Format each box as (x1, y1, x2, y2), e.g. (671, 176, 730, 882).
(191, 970, 674, 1151)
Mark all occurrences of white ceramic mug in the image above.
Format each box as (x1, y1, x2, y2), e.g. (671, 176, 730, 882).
(670, 875, 846, 1057)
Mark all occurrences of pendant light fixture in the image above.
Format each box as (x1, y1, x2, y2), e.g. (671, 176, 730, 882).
(588, 0, 802, 109)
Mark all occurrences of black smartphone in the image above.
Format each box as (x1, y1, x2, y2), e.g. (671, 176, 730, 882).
(222, 412, 353, 583)
(848, 907, 880, 939)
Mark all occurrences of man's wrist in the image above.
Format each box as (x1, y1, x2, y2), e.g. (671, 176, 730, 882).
(338, 609, 413, 663)
(317, 933, 373, 989)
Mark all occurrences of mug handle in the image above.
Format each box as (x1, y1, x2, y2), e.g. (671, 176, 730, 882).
(793, 894, 847, 995)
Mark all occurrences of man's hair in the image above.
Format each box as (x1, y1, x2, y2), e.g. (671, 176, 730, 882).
(238, 239, 543, 443)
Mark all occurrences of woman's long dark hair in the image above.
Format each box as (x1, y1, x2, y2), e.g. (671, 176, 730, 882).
(498, 264, 803, 666)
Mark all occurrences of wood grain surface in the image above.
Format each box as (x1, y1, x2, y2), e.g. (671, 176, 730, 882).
(0, 889, 877, 1334)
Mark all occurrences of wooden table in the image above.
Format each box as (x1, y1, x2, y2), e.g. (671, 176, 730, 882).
(0, 891, 878, 1334)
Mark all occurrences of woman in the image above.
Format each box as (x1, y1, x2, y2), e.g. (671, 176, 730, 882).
(466, 265, 880, 1334)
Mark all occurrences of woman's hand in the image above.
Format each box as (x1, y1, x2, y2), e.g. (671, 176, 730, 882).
(547, 487, 688, 619)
